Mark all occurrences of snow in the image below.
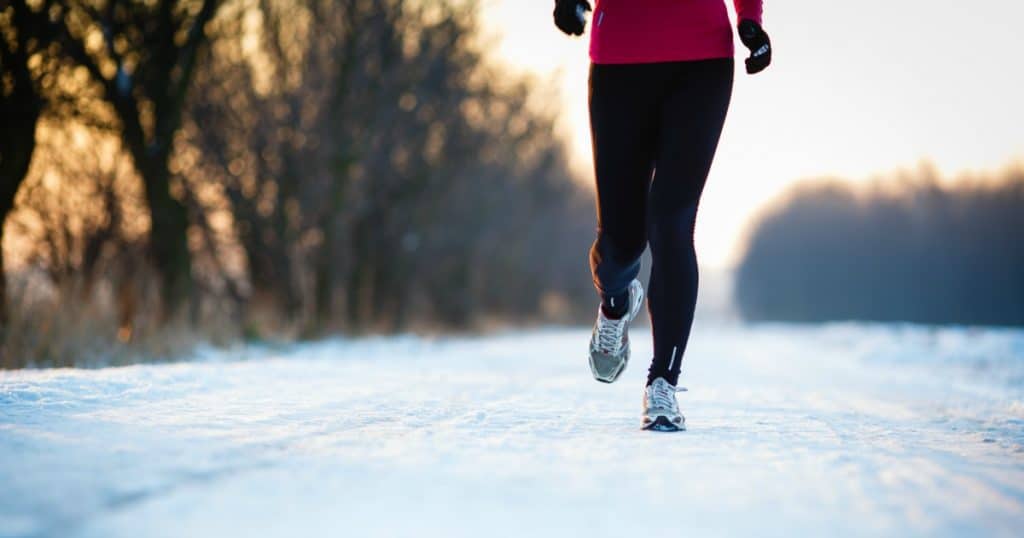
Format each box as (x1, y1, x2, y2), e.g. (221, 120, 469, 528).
(2, 323, 1023, 537)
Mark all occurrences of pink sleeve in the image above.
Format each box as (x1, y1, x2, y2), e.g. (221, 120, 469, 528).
(734, 0, 763, 24)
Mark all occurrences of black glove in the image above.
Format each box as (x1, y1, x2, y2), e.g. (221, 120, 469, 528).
(553, 0, 592, 36)
(738, 19, 772, 74)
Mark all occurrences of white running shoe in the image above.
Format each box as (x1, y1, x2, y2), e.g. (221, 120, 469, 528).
(588, 279, 644, 383)
(642, 377, 686, 432)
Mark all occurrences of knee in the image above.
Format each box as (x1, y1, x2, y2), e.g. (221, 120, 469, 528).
(592, 229, 646, 266)
(648, 202, 698, 247)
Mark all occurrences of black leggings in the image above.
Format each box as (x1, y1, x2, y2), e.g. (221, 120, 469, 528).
(588, 58, 733, 386)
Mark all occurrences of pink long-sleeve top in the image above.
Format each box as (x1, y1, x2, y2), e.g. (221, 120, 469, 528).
(589, 0, 763, 64)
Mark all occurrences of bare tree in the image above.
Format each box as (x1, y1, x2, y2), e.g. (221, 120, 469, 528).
(54, 0, 223, 319)
(181, 0, 594, 334)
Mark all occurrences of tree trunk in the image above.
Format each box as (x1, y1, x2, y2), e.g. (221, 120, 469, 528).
(0, 88, 42, 324)
(346, 220, 372, 330)
(135, 152, 192, 320)
(313, 221, 337, 330)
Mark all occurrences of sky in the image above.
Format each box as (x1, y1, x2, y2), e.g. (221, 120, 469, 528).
(481, 0, 1024, 268)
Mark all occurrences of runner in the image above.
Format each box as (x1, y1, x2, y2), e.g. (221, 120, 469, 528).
(553, 0, 772, 431)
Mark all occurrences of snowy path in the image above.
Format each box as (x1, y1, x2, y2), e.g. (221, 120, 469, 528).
(2, 324, 1023, 537)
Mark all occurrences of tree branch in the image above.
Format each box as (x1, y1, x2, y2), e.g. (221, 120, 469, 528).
(54, 14, 116, 102)
(168, 0, 220, 114)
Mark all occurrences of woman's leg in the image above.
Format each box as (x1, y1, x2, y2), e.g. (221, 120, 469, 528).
(588, 63, 662, 317)
(645, 58, 734, 386)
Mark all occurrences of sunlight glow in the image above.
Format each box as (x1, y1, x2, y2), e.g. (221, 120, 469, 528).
(482, 0, 1024, 268)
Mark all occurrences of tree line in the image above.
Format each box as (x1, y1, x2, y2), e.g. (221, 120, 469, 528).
(0, 0, 596, 366)
(736, 164, 1024, 326)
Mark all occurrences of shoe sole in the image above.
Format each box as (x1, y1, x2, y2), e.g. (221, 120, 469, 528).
(642, 416, 686, 432)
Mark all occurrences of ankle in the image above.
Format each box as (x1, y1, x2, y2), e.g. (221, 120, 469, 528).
(601, 304, 628, 320)
(646, 372, 680, 387)
(600, 288, 630, 319)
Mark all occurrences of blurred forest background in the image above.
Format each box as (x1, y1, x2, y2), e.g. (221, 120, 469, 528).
(2, 1, 1022, 369)
(737, 165, 1024, 326)
(0, 0, 595, 367)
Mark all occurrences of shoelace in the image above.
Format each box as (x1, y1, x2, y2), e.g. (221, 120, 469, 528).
(649, 382, 687, 411)
(596, 315, 628, 352)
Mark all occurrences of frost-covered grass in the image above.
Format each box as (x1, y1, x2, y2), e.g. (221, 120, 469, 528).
(2, 323, 1023, 537)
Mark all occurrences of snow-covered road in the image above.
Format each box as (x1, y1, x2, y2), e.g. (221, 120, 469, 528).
(2, 324, 1023, 537)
